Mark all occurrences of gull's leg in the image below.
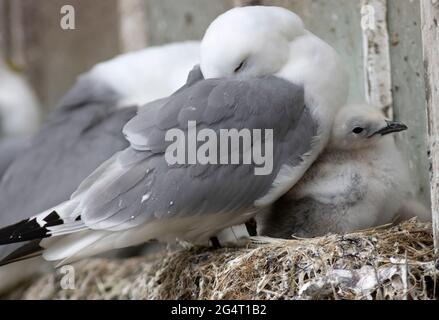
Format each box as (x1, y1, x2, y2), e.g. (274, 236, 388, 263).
(245, 218, 258, 237)
(210, 236, 222, 249)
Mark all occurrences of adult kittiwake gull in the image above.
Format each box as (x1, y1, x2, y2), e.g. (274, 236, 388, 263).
(0, 6, 348, 266)
(258, 104, 430, 239)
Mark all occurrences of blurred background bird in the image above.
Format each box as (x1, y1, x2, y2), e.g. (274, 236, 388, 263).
(0, 41, 200, 294)
(0, 41, 201, 226)
(0, 58, 41, 139)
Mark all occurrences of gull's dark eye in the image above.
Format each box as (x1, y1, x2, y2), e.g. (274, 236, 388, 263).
(352, 127, 364, 134)
(234, 60, 246, 73)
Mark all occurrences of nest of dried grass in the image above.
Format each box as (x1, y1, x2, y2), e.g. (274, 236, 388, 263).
(6, 219, 438, 300)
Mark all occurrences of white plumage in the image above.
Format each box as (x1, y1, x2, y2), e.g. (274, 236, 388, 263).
(76, 41, 200, 108)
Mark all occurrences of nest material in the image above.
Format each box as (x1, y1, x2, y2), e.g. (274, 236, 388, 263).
(6, 219, 438, 300)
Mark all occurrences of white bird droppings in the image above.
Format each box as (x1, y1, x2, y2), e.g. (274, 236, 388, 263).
(141, 193, 151, 203)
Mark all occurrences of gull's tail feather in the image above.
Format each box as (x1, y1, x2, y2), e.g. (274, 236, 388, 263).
(45, 231, 110, 267)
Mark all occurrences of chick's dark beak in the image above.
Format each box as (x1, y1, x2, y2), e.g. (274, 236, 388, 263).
(374, 120, 408, 136)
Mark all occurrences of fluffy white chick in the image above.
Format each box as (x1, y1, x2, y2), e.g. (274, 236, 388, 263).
(258, 104, 430, 238)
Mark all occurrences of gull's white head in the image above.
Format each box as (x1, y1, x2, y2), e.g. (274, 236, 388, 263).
(330, 104, 408, 150)
(200, 6, 349, 129)
(200, 6, 306, 79)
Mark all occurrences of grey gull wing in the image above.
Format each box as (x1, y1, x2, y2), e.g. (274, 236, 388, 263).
(0, 137, 30, 178)
(64, 76, 317, 237)
(0, 74, 321, 264)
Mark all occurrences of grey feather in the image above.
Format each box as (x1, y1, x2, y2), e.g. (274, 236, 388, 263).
(122, 65, 205, 152)
(56, 74, 120, 112)
(75, 76, 319, 235)
(0, 137, 30, 178)
(184, 65, 204, 87)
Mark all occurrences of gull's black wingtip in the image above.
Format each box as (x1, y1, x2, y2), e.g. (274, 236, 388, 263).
(0, 218, 50, 245)
(0, 218, 49, 245)
(0, 211, 64, 245)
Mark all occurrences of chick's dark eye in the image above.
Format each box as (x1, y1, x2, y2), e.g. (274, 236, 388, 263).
(234, 60, 245, 73)
(352, 127, 364, 134)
